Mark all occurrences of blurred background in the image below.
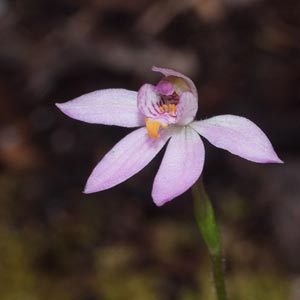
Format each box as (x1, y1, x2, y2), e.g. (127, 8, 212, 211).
(0, 0, 299, 299)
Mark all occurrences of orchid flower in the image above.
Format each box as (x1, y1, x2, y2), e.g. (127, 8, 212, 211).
(56, 66, 282, 206)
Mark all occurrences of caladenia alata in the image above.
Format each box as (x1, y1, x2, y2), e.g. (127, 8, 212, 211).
(56, 66, 283, 299)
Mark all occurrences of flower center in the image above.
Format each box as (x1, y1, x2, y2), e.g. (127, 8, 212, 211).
(144, 80, 183, 137)
(141, 76, 191, 138)
(159, 103, 177, 114)
(145, 93, 179, 138)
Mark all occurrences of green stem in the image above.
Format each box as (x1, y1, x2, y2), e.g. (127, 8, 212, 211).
(192, 179, 227, 300)
(210, 254, 226, 300)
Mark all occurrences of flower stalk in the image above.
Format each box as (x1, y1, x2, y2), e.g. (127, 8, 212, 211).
(192, 179, 227, 300)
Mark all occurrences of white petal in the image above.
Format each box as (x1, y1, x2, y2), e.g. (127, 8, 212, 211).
(176, 91, 198, 125)
(191, 115, 283, 163)
(84, 127, 172, 193)
(56, 89, 144, 127)
(152, 126, 205, 206)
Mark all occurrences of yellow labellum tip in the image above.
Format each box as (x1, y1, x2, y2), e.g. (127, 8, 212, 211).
(145, 118, 168, 138)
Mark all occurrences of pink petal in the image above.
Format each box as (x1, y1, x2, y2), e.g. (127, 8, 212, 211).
(176, 91, 198, 125)
(137, 84, 161, 118)
(152, 126, 205, 206)
(56, 89, 144, 127)
(191, 115, 283, 163)
(84, 127, 172, 193)
(152, 66, 198, 98)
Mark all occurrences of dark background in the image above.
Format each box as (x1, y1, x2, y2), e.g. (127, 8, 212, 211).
(0, 0, 299, 299)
